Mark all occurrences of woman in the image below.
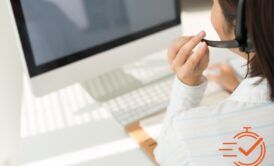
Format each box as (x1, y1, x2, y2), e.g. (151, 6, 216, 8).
(154, 0, 274, 165)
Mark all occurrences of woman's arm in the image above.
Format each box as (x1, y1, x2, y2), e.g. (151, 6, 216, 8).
(154, 76, 208, 165)
(168, 76, 208, 117)
(154, 31, 210, 165)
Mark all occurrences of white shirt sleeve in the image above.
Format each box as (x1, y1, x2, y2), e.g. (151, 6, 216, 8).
(154, 76, 208, 165)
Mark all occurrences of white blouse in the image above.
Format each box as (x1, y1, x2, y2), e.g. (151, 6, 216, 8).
(154, 76, 274, 166)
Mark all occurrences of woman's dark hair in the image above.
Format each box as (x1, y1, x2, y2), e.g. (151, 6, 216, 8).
(218, 0, 274, 101)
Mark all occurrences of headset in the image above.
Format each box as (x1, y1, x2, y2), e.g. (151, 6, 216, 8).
(202, 0, 254, 53)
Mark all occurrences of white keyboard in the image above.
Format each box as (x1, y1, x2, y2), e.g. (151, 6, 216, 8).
(103, 77, 173, 126)
(103, 76, 223, 126)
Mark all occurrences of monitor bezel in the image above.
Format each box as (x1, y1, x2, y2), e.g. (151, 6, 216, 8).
(10, 0, 181, 77)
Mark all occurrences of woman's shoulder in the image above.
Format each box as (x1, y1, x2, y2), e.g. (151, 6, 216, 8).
(174, 99, 274, 121)
(172, 101, 274, 139)
(171, 102, 274, 165)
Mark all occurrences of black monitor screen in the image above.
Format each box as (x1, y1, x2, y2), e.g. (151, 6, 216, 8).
(11, 0, 181, 77)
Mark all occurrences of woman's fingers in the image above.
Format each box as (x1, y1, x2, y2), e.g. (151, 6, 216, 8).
(171, 31, 206, 71)
(167, 31, 210, 86)
(207, 64, 240, 93)
(180, 31, 206, 56)
(168, 36, 192, 65)
(184, 42, 209, 72)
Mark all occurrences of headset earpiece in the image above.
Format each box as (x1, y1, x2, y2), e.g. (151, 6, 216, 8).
(202, 0, 254, 53)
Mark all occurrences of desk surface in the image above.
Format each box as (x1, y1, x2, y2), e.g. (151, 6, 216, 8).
(20, 0, 237, 165)
(20, 113, 153, 166)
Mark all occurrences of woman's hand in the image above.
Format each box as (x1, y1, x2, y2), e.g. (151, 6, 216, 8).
(168, 31, 209, 86)
(207, 64, 240, 93)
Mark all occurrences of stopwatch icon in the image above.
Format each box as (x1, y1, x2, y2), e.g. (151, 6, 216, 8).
(219, 127, 266, 166)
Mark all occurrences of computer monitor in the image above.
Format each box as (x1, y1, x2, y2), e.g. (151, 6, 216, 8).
(9, 0, 181, 96)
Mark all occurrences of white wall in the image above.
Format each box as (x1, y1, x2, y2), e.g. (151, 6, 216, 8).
(0, 0, 23, 165)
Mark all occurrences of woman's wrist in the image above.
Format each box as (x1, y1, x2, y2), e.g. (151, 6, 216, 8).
(178, 75, 203, 86)
(226, 80, 240, 93)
